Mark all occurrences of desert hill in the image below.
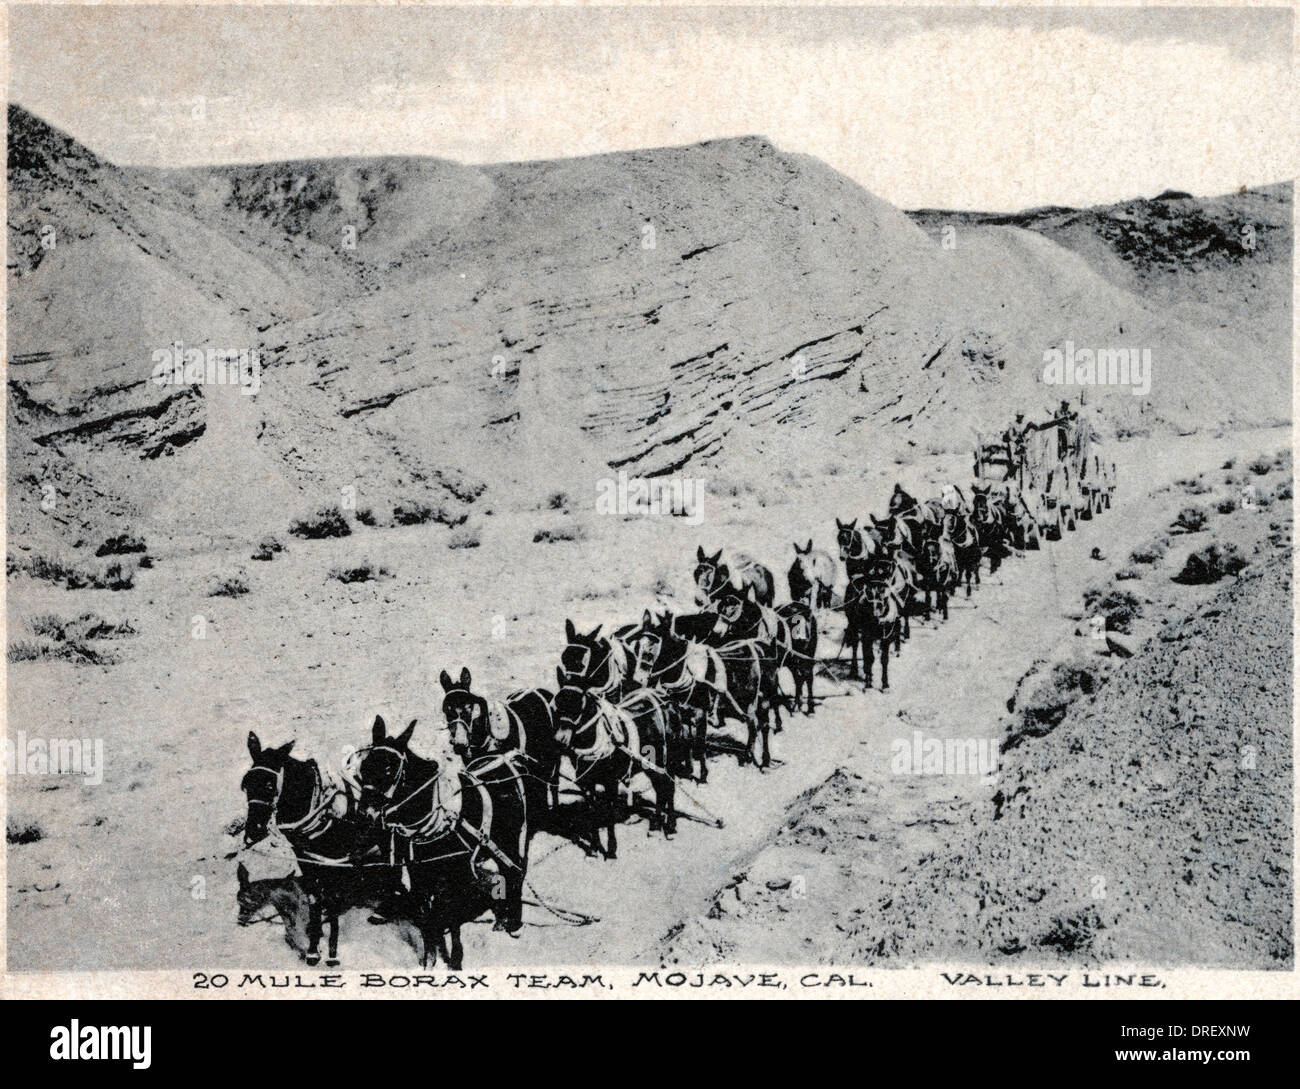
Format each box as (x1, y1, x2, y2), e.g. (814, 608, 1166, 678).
(7, 105, 1291, 555)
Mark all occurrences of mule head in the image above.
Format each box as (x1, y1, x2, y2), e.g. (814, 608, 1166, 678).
(624, 609, 666, 682)
(788, 556, 812, 603)
(836, 519, 858, 559)
(693, 551, 728, 601)
(354, 716, 417, 823)
(716, 581, 748, 623)
(439, 669, 486, 758)
(560, 621, 611, 688)
(240, 731, 297, 847)
(551, 674, 596, 751)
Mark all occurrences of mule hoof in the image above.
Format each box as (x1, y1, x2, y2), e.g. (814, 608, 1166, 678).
(305, 953, 321, 966)
(326, 959, 340, 968)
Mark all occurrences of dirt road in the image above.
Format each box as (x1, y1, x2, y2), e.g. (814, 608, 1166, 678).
(6, 427, 1288, 970)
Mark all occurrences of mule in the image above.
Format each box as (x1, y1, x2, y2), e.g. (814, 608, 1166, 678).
(439, 667, 559, 829)
(693, 546, 775, 608)
(789, 540, 836, 609)
(842, 565, 900, 691)
(552, 675, 678, 857)
(351, 717, 529, 969)
(710, 581, 789, 742)
(943, 509, 982, 596)
(623, 608, 727, 783)
(970, 483, 1011, 574)
(916, 534, 958, 621)
(240, 732, 399, 968)
(559, 618, 633, 698)
(777, 600, 818, 713)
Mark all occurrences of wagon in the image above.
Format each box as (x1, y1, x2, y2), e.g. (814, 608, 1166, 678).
(974, 403, 1110, 539)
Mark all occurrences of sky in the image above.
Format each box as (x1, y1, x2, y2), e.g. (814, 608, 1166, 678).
(8, 3, 1296, 210)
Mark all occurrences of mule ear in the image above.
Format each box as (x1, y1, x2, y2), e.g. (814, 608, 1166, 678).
(247, 732, 262, 760)
(439, 670, 454, 692)
(236, 862, 250, 888)
(398, 719, 417, 746)
(372, 715, 387, 743)
(458, 666, 471, 689)
(642, 609, 653, 627)
(278, 740, 295, 758)
(847, 518, 856, 530)
(710, 549, 722, 565)
(588, 624, 602, 640)
(565, 618, 576, 643)
(745, 583, 756, 601)
(696, 546, 706, 562)
(804, 539, 813, 553)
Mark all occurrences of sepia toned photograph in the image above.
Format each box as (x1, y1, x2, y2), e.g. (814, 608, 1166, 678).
(3, 1, 1294, 1002)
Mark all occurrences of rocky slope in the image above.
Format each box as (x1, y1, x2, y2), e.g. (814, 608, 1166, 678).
(659, 459, 1293, 968)
(7, 104, 1292, 555)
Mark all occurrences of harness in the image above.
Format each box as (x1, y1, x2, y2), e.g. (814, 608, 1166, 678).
(248, 760, 337, 841)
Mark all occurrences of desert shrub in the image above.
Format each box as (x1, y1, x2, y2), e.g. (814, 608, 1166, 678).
(1038, 909, 1105, 953)
(1128, 536, 1168, 565)
(1115, 568, 1142, 582)
(1221, 458, 1235, 470)
(290, 506, 351, 539)
(1215, 496, 1238, 514)
(393, 498, 467, 528)
(448, 525, 480, 550)
(8, 640, 52, 662)
(533, 524, 584, 544)
(328, 561, 391, 583)
(393, 499, 433, 525)
(1247, 456, 1272, 477)
(22, 553, 82, 586)
(1175, 476, 1210, 495)
(1171, 506, 1208, 533)
(6, 610, 129, 664)
(546, 491, 568, 511)
(30, 612, 134, 641)
(96, 562, 134, 591)
(1082, 587, 1143, 634)
(6, 820, 44, 845)
(95, 533, 146, 557)
(1274, 481, 1293, 501)
(354, 507, 377, 527)
(1173, 543, 1248, 585)
(251, 536, 284, 562)
(209, 571, 250, 597)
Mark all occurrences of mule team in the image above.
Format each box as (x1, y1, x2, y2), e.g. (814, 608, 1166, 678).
(238, 451, 1110, 968)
